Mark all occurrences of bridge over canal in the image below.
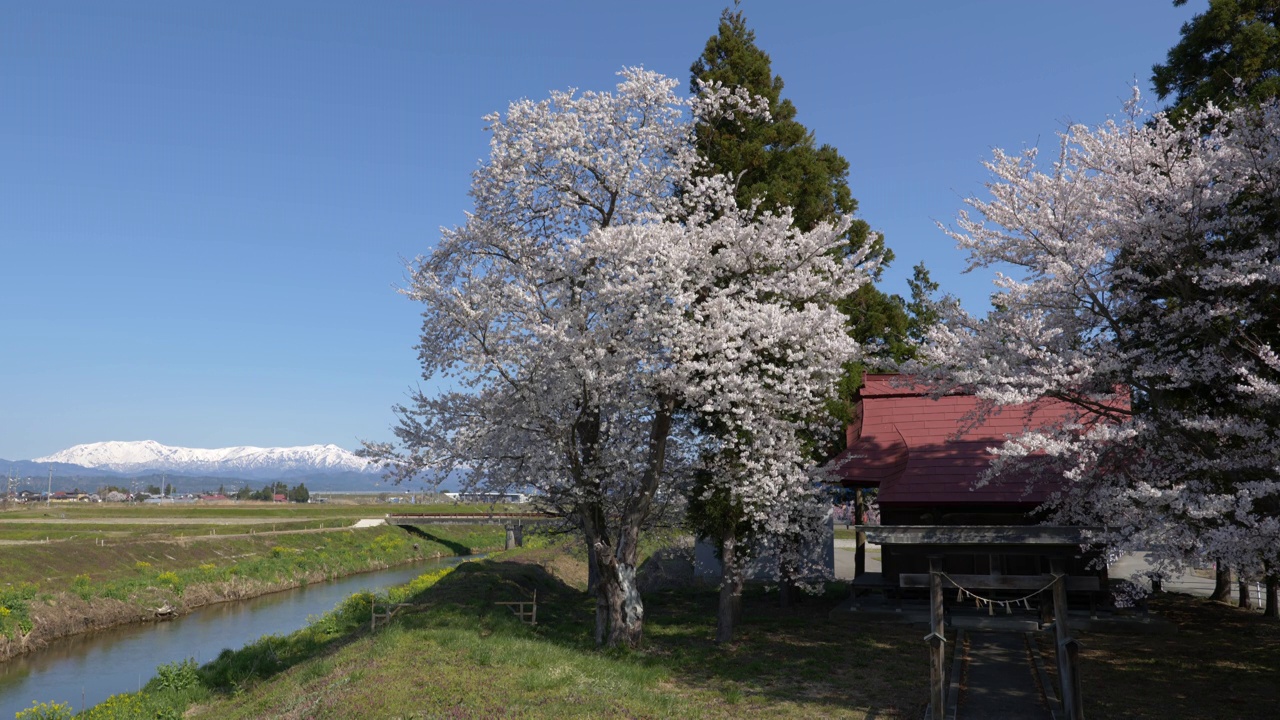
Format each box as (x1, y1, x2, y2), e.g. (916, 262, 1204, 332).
(386, 513, 557, 549)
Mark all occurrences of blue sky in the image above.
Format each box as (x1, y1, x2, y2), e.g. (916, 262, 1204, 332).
(0, 1, 1199, 459)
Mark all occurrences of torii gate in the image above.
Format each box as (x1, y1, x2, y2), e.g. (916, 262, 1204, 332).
(862, 525, 1098, 720)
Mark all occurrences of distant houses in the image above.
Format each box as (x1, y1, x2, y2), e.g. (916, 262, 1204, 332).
(442, 491, 530, 504)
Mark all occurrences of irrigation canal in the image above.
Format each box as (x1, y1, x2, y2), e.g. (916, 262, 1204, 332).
(0, 555, 473, 717)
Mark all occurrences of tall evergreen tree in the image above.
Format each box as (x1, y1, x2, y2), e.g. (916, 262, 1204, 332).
(691, 7, 921, 406)
(1153, 0, 1280, 120)
(687, 7, 928, 639)
(1153, 0, 1280, 612)
(691, 8, 888, 267)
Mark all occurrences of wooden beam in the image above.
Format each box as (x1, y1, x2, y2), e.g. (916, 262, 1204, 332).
(863, 525, 1100, 547)
(899, 573, 1099, 592)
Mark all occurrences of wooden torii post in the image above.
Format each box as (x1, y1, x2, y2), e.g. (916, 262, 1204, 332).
(1050, 557, 1085, 720)
(925, 554, 947, 720)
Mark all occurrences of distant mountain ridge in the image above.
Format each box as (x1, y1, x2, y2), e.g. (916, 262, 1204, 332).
(31, 440, 375, 480)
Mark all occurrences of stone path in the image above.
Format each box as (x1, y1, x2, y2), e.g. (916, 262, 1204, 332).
(957, 631, 1053, 719)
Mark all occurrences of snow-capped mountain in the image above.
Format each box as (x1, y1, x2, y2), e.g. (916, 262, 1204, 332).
(33, 440, 375, 479)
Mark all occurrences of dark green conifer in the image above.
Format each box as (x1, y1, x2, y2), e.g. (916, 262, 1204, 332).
(1153, 0, 1280, 121)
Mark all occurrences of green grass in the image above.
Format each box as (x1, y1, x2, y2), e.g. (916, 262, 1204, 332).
(0, 519, 364, 542)
(1072, 594, 1280, 719)
(23, 530, 1278, 719)
(71, 544, 930, 719)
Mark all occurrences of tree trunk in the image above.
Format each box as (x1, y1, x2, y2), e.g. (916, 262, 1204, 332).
(716, 528, 744, 643)
(604, 562, 644, 648)
(588, 543, 607, 646)
(778, 540, 799, 609)
(601, 394, 674, 649)
(1266, 575, 1279, 619)
(1210, 564, 1233, 602)
(1238, 579, 1255, 609)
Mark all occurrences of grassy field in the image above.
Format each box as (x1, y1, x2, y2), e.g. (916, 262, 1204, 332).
(0, 500, 535, 544)
(0, 518, 362, 543)
(0, 500, 531, 522)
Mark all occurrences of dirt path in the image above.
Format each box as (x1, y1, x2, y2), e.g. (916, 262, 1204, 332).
(0, 520, 385, 545)
(0, 516, 326, 525)
(957, 631, 1053, 719)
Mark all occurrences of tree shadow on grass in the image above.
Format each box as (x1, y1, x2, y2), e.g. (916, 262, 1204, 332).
(401, 557, 930, 717)
(1074, 594, 1280, 720)
(638, 584, 930, 717)
(399, 524, 474, 557)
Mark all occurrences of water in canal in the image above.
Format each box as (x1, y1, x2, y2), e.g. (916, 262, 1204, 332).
(0, 556, 471, 717)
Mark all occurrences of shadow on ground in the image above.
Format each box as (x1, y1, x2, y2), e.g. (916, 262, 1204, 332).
(400, 524, 476, 557)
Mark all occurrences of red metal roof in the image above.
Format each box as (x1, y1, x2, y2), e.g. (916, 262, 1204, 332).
(827, 374, 1084, 506)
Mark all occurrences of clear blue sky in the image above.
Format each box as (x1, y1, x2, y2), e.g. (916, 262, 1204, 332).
(0, 1, 1199, 459)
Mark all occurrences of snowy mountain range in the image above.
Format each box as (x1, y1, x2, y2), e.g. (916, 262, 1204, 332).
(31, 440, 376, 480)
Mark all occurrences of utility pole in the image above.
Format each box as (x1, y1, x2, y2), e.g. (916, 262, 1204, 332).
(47, 466, 53, 508)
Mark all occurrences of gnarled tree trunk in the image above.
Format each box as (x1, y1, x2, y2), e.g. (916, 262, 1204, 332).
(605, 563, 645, 647)
(581, 395, 675, 649)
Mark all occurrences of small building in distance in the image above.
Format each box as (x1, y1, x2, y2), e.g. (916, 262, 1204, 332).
(443, 491, 530, 504)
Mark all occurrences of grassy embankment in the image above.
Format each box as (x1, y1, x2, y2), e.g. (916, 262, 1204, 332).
(23, 540, 930, 719)
(0, 504, 509, 662)
(14, 523, 1280, 719)
(43, 540, 1280, 720)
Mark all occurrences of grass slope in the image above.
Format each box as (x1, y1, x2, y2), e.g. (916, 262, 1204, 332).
(21, 540, 1280, 719)
(82, 544, 930, 719)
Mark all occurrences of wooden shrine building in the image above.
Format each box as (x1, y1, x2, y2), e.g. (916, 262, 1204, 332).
(823, 374, 1111, 719)
(825, 373, 1106, 590)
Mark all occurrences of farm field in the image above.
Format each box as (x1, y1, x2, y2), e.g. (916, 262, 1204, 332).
(0, 503, 510, 663)
(0, 500, 533, 543)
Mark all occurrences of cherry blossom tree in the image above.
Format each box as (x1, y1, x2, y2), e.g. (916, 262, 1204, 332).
(919, 95, 1280, 611)
(364, 69, 871, 646)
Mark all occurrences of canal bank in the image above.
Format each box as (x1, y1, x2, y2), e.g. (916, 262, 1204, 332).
(0, 555, 478, 718)
(0, 523, 504, 665)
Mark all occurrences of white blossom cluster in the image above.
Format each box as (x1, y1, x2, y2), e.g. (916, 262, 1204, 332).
(919, 94, 1280, 577)
(364, 69, 869, 630)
